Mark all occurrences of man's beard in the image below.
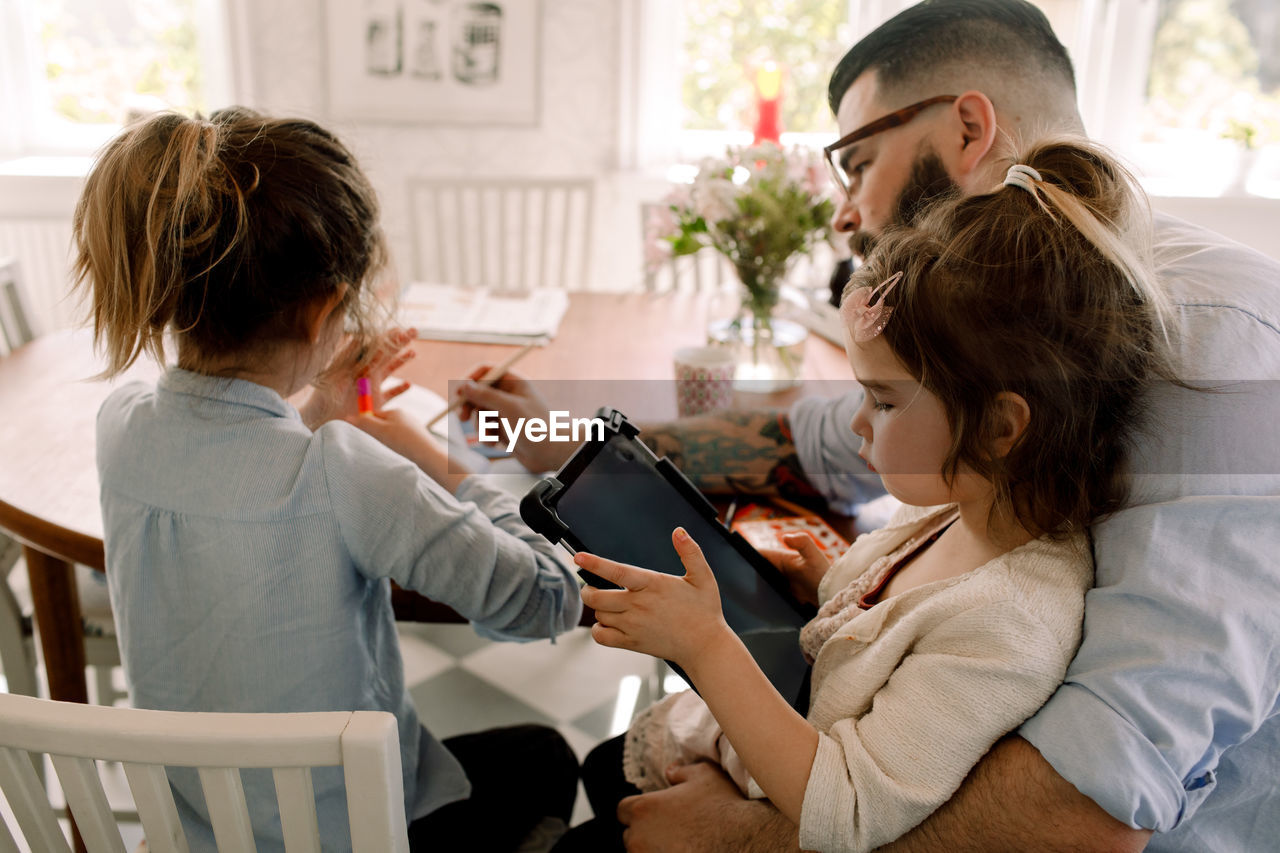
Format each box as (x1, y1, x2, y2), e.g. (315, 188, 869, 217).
(848, 150, 957, 258)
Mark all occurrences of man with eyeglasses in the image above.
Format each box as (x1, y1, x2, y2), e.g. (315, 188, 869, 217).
(461, 2, 1280, 850)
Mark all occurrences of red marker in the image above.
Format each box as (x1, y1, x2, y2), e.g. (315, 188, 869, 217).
(357, 377, 373, 414)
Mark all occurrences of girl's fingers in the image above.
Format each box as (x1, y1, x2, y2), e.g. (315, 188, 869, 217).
(671, 528, 712, 582)
(380, 380, 411, 403)
(756, 546, 796, 570)
(382, 348, 415, 373)
(366, 328, 416, 369)
(590, 622, 632, 650)
(579, 585, 632, 613)
(782, 531, 828, 568)
(575, 552, 652, 590)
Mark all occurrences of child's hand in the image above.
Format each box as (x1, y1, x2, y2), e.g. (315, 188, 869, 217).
(351, 407, 476, 493)
(349, 406, 429, 457)
(758, 531, 830, 607)
(302, 328, 417, 427)
(579, 528, 735, 668)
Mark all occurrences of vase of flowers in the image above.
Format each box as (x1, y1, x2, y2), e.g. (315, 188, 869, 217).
(645, 142, 835, 390)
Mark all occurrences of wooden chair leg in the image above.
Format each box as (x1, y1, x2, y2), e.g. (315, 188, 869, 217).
(23, 546, 89, 852)
(23, 547, 88, 704)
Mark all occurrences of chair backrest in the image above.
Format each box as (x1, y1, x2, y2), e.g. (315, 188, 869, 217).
(0, 260, 41, 698)
(407, 177, 594, 291)
(0, 257, 36, 357)
(0, 694, 408, 853)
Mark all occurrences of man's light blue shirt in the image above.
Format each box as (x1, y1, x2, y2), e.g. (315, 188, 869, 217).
(97, 368, 581, 852)
(791, 215, 1280, 849)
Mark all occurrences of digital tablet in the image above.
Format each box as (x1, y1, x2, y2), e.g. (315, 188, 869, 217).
(520, 409, 815, 707)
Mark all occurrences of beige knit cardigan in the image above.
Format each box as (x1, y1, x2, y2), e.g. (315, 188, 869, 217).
(625, 503, 1092, 853)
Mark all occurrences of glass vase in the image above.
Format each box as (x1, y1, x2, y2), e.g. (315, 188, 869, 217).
(706, 271, 807, 392)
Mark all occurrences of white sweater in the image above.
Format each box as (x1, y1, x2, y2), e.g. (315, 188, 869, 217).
(626, 504, 1092, 853)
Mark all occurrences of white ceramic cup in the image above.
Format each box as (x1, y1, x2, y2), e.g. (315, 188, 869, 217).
(673, 345, 737, 417)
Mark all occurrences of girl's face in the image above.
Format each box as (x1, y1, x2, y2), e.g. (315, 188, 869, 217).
(846, 336, 988, 508)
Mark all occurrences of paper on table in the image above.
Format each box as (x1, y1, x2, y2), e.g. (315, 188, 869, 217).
(398, 282, 569, 344)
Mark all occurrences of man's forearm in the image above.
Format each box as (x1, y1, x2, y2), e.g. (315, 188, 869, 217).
(875, 736, 1151, 853)
(638, 409, 822, 505)
(737, 797, 806, 853)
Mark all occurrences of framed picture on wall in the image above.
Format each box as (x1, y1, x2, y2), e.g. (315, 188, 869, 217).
(325, 0, 541, 125)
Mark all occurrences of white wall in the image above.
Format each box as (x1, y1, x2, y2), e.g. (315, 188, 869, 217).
(240, 0, 634, 291)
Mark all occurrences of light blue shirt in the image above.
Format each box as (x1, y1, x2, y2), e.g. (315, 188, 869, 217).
(97, 368, 581, 852)
(790, 215, 1280, 849)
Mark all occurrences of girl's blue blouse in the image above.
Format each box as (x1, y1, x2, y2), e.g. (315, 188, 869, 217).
(96, 367, 580, 852)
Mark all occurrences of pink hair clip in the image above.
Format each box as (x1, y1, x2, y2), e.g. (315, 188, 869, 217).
(845, 271, 903, 342)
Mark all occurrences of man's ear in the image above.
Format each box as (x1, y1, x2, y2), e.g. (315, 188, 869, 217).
(988, 391, 1031, 459)
(304, 283, 349, 344)
(947, 90, 999, 186)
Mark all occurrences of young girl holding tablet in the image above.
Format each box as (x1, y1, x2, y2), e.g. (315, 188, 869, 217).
(559, 136, 1176, 853)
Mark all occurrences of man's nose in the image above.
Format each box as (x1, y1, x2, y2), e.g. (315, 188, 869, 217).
(832, 194, 861, 234)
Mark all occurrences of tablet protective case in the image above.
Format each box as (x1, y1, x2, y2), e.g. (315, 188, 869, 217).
(520, 408, 814, 706)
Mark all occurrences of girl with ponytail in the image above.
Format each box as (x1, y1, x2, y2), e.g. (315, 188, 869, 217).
(74, 108, 582, 852)
(551, 136, 1176, 853)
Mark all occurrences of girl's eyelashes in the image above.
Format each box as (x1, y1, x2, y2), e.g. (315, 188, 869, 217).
(872, 398, 894, 412)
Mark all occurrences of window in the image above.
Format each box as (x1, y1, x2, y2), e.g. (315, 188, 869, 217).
(680, 0, 850, 135)
(1137, 0, 1280, 196)
(0, 0, 241, 160)
(627, 0, 1278, 197)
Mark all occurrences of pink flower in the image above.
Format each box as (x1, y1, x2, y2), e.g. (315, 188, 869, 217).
(691, 176, 739, 226)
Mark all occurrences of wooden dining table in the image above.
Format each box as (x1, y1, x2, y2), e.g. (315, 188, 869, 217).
(0, 289, 853, 708)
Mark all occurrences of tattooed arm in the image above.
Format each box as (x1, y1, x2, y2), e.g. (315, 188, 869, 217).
(636, 409, 825, 506)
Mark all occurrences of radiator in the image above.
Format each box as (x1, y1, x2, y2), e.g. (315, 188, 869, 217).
(0, 218, 77, 335)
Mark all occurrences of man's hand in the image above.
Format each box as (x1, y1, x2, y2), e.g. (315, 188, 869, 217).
(617, 761, 801, 853)
(454, 367, 576, 473)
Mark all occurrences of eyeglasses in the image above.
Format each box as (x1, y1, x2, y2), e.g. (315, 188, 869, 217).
(823, 95, 958, 198)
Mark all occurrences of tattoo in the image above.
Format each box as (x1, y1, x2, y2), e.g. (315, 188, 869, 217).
(638, 410, 825, 508)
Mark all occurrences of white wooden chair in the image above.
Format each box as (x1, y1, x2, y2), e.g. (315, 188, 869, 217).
(0, 693, 408, 852)
(0, 257, 36, 357)
(407, 178, 594, 291)
(0, 259, 126, 712)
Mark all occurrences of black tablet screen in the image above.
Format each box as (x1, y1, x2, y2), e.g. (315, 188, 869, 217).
(555, 435, 811, 703)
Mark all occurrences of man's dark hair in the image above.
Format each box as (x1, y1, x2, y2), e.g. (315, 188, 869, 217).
(828, 0, 1076, 113)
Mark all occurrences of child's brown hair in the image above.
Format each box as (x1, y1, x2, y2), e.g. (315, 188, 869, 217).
(846, 136, 1175, 536)
(73, 106, 388, 377)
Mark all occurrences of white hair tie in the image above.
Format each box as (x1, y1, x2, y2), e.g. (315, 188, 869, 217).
(1003, 163, 1042, 195)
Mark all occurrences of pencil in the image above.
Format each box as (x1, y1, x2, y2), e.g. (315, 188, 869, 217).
(426, 342, 539, 429)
